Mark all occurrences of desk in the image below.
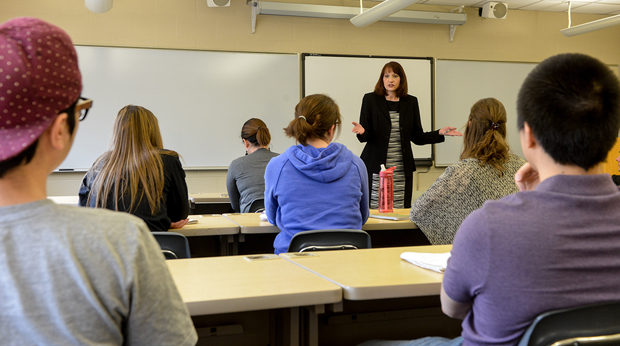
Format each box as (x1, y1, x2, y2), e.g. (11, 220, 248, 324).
(48, 195, 79, 206)
(223, 213, 280, 255)
(223, 213, 280, 234)
(167, 254, 342, 346)
(282, 245, 450, 300)
(189, 193, 232, 214)
(280, 245, 461, 344)
(364, 208, 418, 231)
(176, 214, 239, 256)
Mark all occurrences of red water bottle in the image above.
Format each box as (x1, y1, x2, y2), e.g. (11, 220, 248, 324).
(379, 165, 396, 213)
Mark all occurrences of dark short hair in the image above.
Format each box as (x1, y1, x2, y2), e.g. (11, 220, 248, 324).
(374, 61, 408, 97)
(517, 53, 620, 170)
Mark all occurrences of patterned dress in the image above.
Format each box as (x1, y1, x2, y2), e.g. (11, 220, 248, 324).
(409, 154, 526, 244)
(371, 101, 406, 209)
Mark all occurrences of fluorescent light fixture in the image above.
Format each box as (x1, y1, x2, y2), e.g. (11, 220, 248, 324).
(257, 1, 466, 25)
(85, 0, 113, 13)
(561, 13, 620, 37)
(351, 0, 420, 27)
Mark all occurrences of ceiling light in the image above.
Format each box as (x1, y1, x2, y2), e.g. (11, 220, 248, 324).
(85, 0, 114, 13)
(561, 13, 620, 36)
(350, 0, 420, 27)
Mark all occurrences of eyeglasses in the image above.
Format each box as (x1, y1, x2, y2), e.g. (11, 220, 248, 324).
(75, 96, 93, 121)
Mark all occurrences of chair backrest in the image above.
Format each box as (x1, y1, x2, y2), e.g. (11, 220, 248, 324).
(249, 199, 265, 213)
(518, 301, 620, 346)
(151, 232, 191, 259)
(287, 229, 371, 253)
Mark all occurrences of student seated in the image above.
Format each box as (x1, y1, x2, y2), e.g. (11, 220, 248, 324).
(0, 17, 196, 345)
(265, 94, 369, 254)
(79, 105, 189, 232)
(360, 53, 620, 346)
(409, 98, 526, 244)
(227, 118, 278, 213)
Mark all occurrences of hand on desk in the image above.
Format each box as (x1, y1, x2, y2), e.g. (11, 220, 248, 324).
(171, 219, 189, 229)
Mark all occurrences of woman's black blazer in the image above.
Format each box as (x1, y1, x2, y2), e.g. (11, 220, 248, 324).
(356, 92, 444, 178)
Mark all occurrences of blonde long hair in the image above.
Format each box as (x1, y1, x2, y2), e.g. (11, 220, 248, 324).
(88, 105, 178, 214)
(460, 98, 510, 175)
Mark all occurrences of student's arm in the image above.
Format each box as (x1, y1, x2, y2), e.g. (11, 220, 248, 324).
(165, 155, 189, 222)
(440, 208, 490, 321)
(357, 159, 370, 222)
(440, 284, 472, 319)
(264, 159, 281, 225)
(125, 222, 198, 346)
(226, 162, 241, 213)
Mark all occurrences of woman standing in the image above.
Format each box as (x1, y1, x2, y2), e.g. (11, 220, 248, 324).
(79, 105, 189, 232)
(352, 61, 461, 208)
(227, 118, 278, 213)
(265, 94, 369, 254)
(409, 98, 526, 244)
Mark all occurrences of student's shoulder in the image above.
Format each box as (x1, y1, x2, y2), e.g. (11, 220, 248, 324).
(57, 204, 148, 235)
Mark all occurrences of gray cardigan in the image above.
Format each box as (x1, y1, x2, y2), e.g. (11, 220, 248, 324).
(226, 148, 279, 213)
(410, 154, 526, 245)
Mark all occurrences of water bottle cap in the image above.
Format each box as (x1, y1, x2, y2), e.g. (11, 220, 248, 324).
(379, 166, 396, 176)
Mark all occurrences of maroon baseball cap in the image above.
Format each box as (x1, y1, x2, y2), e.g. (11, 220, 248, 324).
(0, 17, 82, 161)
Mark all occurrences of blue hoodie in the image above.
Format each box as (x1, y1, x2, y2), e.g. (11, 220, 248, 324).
(265, 142, 369, 254)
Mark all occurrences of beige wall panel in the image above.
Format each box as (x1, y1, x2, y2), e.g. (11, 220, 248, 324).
(3, 0, 619, 195)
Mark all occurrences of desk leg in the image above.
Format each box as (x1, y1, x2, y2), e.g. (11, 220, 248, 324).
(218, 235, 237, 256)
(302, 305, 324, 346)
(230, 234, 238, 256)
(290, 307, 300, 346)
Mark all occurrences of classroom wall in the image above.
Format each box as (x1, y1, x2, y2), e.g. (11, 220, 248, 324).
(3, 0, 620, 196)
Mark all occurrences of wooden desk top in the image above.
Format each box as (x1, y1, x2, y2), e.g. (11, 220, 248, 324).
(364, 208, 418, 231)
(189, 193, 231, 203)
(281, 245, 451, 301)
(223, 213, 280, 234)
(167, 255, 342, 316)
(174, 214, 239, 237)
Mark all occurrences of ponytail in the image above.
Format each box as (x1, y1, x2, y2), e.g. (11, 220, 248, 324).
(241, 118, 271, 148)
(285, 94, 342, 145)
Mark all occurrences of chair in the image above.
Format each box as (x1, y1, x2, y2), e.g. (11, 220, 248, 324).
(152, 232, 191, 259)
(287, 229, 371, 253)
(248, 199, 265, 213)
(518, 302, 620, 346)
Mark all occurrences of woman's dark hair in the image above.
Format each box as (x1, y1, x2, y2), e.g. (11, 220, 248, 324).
(284, 94, 342, 145)
(374, 61, 408, 97)
(460, 98, 510, 175)
(241, 118, 271, 147)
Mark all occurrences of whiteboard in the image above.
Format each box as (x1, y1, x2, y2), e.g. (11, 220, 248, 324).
(303, 54, 434, 164)
(61, 46, 299, 170)
(435, 60, 537, 166)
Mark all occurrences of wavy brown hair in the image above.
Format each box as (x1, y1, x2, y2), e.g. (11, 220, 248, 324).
(460, 98, 510, 175)
(87, 105, 178, 214)
(374, 61, 408, 97)
(284, 94, 342, 145)
(241, 118, 271, 147)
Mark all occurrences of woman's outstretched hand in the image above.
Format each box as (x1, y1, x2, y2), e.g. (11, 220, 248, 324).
(439, 126, 462, 136)
(352, 122, 365, 135)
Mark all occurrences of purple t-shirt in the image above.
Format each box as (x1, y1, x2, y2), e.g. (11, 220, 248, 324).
(443, 174, 620, 346)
